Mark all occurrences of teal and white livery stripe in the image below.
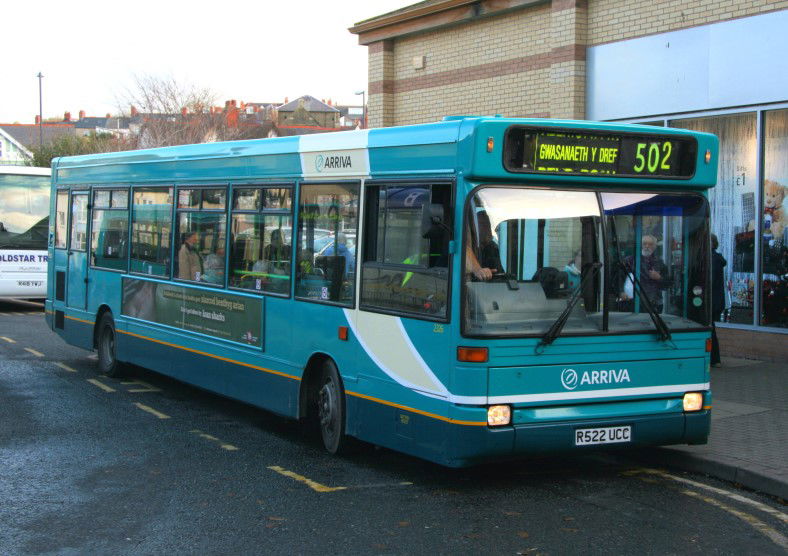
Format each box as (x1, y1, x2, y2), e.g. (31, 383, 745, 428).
(485, 383, 711, 405)
(344, 309, 450, 399)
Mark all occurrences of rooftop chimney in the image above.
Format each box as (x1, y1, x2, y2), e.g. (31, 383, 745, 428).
(130, 105, 138, 117)
(35, 115, 41, 124)
(79, 110, 86, 119)
(106, 113, 111, 119)
(181, 107, 188, 117)
(284, 97, 288, 103)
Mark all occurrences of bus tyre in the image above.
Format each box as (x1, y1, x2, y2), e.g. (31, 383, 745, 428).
(317, 360, 346, 454)
(97, 313, 123, 378)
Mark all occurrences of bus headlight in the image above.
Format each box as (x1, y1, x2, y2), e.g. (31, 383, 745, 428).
(683, 392, 703, 412)
(487, 405, 511, 426)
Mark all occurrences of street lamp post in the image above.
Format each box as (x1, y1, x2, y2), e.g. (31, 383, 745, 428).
(354, 90, 366, 129)
(37, 72, 44, 148)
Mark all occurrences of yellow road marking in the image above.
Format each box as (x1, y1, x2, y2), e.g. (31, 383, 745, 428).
(54, 362, 77, 373)
(190, 429, 239, 451)
(134, 402, 170, 419)
(626, 469, 788, 549)
(635, 468, 788, 524)
(267, 466, 347, 493)
(24, 348, 44, 357)
(679, 489, 787, 549)
(0, 336, 16, 343)
(87, 378, 116, 393)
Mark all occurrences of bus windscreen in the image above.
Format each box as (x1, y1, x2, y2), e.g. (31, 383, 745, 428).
(0, 173, 50, 250)
(504, 127, 698, 178)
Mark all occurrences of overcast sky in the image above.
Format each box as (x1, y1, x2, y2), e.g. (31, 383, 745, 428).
(2, 0, 409, 123)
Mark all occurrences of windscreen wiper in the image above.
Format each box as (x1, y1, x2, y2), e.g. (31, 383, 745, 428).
(538, 262, 603, 349)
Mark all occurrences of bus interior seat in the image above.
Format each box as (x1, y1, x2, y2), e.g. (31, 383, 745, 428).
(315, 255, 345, 280)
(531, 267, 570, 298)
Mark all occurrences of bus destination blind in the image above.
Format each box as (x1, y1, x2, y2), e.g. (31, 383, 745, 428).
(505, 128, 697, 178)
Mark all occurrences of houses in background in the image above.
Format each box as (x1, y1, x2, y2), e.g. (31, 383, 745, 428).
(0, 95, 365, 165)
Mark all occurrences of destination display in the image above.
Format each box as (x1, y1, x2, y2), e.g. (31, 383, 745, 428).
(122, 278, 263, 348)
(504, 127, 697, 178)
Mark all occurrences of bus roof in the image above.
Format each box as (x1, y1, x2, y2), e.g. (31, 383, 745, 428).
(52, 117, 717, 189)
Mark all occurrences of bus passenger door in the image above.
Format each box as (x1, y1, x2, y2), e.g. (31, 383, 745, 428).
(66, 191, 89, 311)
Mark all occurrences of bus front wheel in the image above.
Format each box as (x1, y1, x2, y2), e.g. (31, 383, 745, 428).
(317, 360, 346, 454)
(97, 313, 124, 378)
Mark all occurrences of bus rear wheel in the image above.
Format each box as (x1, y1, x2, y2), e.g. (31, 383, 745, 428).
(97, 313, 124, 377)
(317, 360, 346, 454)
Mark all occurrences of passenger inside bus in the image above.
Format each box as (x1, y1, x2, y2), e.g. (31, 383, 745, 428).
(178, 231, 203, 281)
(618, 234, 670, 312)
(323, 232, 355, 277)
(263, 229, 290, 264)
(564, 250, 582, 289)
(203, 245, 225, 284)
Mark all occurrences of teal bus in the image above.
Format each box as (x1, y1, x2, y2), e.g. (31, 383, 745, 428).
(46, 117, 717, 467)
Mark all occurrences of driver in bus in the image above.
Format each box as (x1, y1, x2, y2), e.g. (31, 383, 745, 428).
(466, 210, 502, 281)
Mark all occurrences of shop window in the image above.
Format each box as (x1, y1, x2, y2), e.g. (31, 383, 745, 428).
(762, 109, 788, 328)
(175, 188, 227, 285)
(295, 183, 359, 305)
(91, 189, 129, 271)
(671, 113, 757, 325)
(360, 183, 452, 319)
(131, 187, 173, 277)
(228, 186, 293, 295)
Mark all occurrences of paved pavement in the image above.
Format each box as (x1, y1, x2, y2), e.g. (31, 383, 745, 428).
(641, 357, 787, 501)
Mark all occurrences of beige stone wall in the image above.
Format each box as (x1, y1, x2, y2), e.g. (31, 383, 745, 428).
(588, 0, 788, 45)
(390, 69, 552, 126)
(391, 5, 550, 80)
(369, 3, 558, 127)
(364, 0, 788, 127)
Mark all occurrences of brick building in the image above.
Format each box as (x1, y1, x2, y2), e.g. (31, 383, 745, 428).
(351, 0, 788, 360)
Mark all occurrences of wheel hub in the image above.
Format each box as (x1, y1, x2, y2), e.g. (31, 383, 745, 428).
(318, 384, 334, 428)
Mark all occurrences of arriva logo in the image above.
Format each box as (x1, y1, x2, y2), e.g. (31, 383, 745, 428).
(561, 368, 579, 390)
(561, 368, 631, 390)
(314, 154, 352, 173)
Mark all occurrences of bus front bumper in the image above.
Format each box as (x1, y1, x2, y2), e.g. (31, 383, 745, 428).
(449, 411, 711, 467)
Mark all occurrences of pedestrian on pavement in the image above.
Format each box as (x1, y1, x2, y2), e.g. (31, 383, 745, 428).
(710, 233, 727, 366)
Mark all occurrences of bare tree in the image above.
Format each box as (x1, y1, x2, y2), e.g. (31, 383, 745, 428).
(116, 73, 253, 148)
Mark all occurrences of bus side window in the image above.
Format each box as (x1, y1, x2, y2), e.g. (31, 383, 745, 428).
(54, 191, 69, 249)
(174, 188, 227, 285)
(131, 187, 173, 277)
(228, 186, 293, 295)
(360, 183, 451, 319)
(295, 183, 359, 305)
(91, 189, 129, 271)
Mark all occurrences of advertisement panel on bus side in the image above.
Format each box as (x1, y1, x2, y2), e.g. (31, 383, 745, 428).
(121, 278, 263, 348)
